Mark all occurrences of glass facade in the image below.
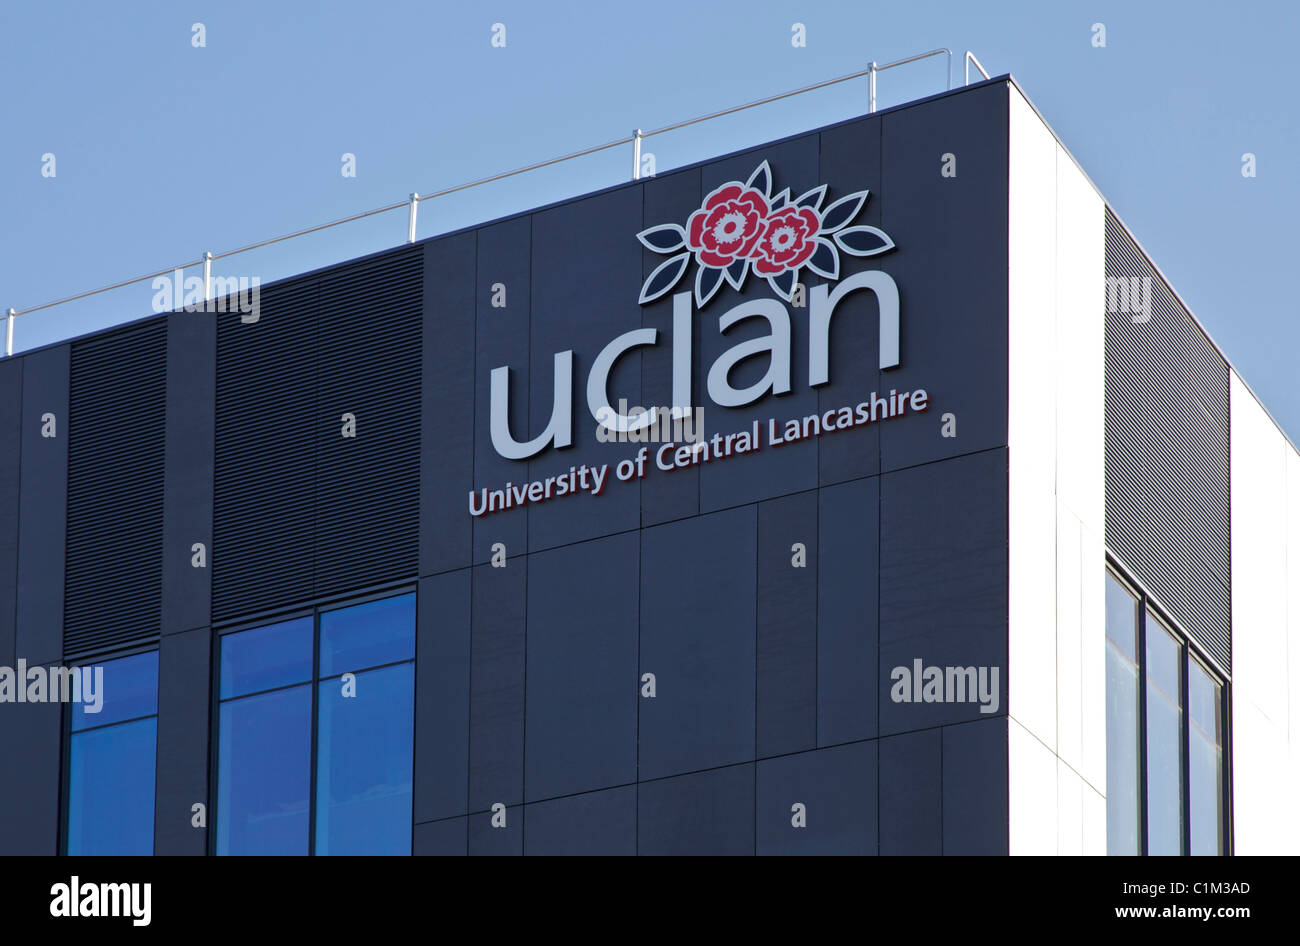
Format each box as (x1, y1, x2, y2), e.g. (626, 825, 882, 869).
(1187, 655, 1225, 855)
(1144, 615, 1184, 855)
(1104, 567, 1227, 856)
(1104, 573, 1141, 855)
(66, 650, 159, 855)
(216, 592, 415, 855)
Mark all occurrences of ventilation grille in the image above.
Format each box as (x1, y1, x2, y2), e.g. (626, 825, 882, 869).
(314, 251, 423, 597)
(213, 247, 422, 621)
(65, 320, 167, 659)
(213, 275, 319, 620)
(1104, 210, 1231, 672)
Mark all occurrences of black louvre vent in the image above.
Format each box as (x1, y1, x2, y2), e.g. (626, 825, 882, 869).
(65, 320, 167, 659)
(1104, 210, 1232, 672)
(314, 250, 423, 597)
(213, 275, 319, 620)
(213, 247, 422, 621)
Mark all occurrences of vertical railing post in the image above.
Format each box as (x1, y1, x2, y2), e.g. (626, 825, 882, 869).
(868, 61, 877, 112)
(4, 309, 14, 357)
(407, 193, 419, 244)
(203, 252, 213, 302)
(632, 129, 643, 181)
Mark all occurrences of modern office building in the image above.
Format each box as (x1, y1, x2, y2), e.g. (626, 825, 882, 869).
(0, 74, 1296, 855)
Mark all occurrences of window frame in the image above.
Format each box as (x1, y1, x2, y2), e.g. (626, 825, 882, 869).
(59, 643, 162, 856)
(208, 583, 417, 856)
(1106, 559, 1232, 856)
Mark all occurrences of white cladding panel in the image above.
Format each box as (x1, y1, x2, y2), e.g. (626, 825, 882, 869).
(1007, 85, 1106, 854)
(1229, 371, 1300, 854)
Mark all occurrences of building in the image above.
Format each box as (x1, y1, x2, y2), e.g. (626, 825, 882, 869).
(0, 74, 1296, 856)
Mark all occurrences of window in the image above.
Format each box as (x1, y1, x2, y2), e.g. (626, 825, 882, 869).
(215, 592, 415, 855)
(1104, 575, 1141, 855)
(1144, 614, 1184, 854)
(1187, 655, 1225, 855)
(1104, 567, 1228, 855)
(66, 650, 159, 855)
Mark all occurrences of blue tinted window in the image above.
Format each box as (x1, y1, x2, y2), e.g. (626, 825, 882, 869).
(1145, 616, 1184, 855)
(67, 718, 157, 855)
(319, 594, 415, 678)
(216, 591, 415, 856)
(217, 685, 312, 855)
(71, 650, 158, 730)
(220, 617, 313, 699)
(1104, 573, 1141, 856)
(1187, 656, 1224, 855)
(315, 663, 414, 855)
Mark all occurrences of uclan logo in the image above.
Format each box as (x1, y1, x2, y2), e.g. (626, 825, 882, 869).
(489, 161, 901, 461)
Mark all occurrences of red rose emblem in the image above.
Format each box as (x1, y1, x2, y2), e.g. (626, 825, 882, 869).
(686, 184, 769, 268)
(751, 206, 821, 276)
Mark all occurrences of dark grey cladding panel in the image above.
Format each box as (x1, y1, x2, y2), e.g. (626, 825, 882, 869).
(1104, 210, 1231, 672)
(877, 82, 1010, 472)
(421, 233, 476, 577)
(162, 310, 215, 637)
(638, 763, 755, 855)
(474, 218, 530, 564)
(639, 506, 757, 781)
(154, 626, 211, 855)
(879, 728, 942, 855)
(526, 187, 644, 553)
(640, 167, 702, 527)
(942, 716, 1009, 855)
(524, 532, 638, 802)
(414, 816, 466, 856)
(468, 558, 526, 810)
(523, 785, 637, 855)
(65, 320, 167, 660)
(817, 476, 879, 745)
(756, 741, 877, 855)
(414, 569, 471, 823)
(0, 698, 61, 854)
(878, 448, 1008, 736)
(0, 358, 20, 666)
(17, 345, 69, 666)
(468, 803, 522, 856)
(757, 489, 818, 757)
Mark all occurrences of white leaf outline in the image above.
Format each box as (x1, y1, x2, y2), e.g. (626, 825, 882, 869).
(819, 189, 870, 233)
(832, 225, 895, 257)
(794, 184, 828, 210)
(766, 270, 797, 303)
(804, 237, 840, 280)
(745, 160, 773, 198)
(639, 252, 691, 304)
(637, 222, 687, 254)
(723, 257, 749, 291)
(695, 263, 726, 307)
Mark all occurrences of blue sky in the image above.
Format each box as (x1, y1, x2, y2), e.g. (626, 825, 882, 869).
(2, 0, 1297, 439)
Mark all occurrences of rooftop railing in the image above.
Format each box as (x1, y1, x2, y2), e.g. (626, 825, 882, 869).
(3, 47, 992, 356)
